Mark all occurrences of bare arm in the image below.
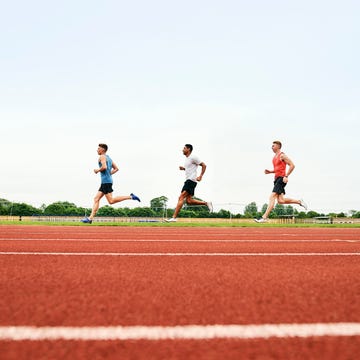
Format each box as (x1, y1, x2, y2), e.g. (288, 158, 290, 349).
(197, 162, 207, 181)
(94, 155, 107, 174)
(111, 161, 119, 175)
(281, 153, 295, 182)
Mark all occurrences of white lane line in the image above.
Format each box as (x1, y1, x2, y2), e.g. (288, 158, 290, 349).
(1, 323, 360, 341)
(0, 238, 358, 243)
(0, 252, 359, 256)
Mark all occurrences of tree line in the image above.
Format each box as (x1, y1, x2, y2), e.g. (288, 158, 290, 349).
(0, 197, 359, 219)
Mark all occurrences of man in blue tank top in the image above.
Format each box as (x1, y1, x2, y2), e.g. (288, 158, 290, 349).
(81, 144, 140, 224)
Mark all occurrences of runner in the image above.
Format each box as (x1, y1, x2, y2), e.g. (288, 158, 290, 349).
(81, 144, 140, 224)
(255, 140, 307, 223)
(165, 144, 212, 222)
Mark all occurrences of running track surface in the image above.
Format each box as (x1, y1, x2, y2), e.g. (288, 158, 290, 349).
(0, 225, 359, 359)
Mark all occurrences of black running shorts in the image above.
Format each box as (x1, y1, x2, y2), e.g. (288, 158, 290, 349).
(99, 183, 113, 194)
(181, 179, 197, 196)
(272, 177, 286, 195)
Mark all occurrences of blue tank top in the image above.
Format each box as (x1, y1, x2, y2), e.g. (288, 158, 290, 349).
(99, 155, 113, 184)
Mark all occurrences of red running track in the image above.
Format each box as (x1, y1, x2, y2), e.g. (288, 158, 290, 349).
(0, 225, 360, 359)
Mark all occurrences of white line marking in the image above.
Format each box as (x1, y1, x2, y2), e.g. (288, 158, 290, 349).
(0, 238, 358, 243)
(1, 323, 359, 341)
(0, 252, 359, 256)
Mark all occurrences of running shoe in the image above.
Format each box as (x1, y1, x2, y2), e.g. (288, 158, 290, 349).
(207, 202, 213, 212)
(254, 217, 267, 223)
(165, 218, 177, 222)
(81, 217, 92, 224)
(300, 199, 308, 210)
(130, 193, 141, 202)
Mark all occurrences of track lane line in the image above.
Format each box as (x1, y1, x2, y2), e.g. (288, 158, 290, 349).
(0, 252, 359, 256)
(1, 323, 360, 341)
(1, 238, 359, 242)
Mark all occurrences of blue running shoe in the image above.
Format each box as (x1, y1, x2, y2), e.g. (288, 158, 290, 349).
(130, 193, 141, 202)
(81, 217, 92, 224)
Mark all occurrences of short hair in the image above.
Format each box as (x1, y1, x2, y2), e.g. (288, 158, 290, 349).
(184, 144, 193, 152)
(99, 143, 108, 151)
(273, 141, 282, 149)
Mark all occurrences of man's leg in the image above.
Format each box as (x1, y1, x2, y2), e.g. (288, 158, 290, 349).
(262, 192, 279, 219)
(172, 191, 188, 219)
(186, 195, 208, 207)
(89, 191, 105, 220)
(277, 194, 307, 209)
(105, 193, 132, 205)
(277, 194, 301, 206)
(256, 192, 307, 223)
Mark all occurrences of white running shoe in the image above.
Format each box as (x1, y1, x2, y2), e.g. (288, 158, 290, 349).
(300, 199, 308, 210)
(254, 218, 268, 223)
(207, 202, 213, 212)
(165, 218, 177, 222)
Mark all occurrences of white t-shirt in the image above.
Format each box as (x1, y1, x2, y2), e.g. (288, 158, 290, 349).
(184, 154, 202, 182)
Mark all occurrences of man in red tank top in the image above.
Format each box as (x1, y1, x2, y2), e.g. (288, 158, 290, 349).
(255, 141, 307, 223)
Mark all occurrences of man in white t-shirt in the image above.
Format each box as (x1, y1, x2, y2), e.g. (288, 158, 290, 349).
(166, 144, 212, 222)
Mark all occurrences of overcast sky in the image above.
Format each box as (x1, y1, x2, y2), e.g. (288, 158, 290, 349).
(1, 0, 359, 214)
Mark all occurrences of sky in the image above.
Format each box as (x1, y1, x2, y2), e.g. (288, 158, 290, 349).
(1, 0, 359, 214)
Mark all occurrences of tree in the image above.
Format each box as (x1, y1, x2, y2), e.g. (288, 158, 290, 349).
(306, 210, 320, 218)
(1, 197, 358, 220)
(261, 203, 268, 214)
(150, 196, 168, 217)
(97, 205, 119, 217)
(11, 203, 41, 216)
(44, 201, 84, 216)
(217, 209, 231, 218)
(0, 199, 12, 215)
(128, 207, 156, 217)
(150, 196, 168, 211)
(44, 203, 66, 216)
(178, 209, 197, 218)
(274, 204, 285, 216)
(244, 202, 258, 218)
(285, 205, 295, 215)
(297, 211, 307, 219)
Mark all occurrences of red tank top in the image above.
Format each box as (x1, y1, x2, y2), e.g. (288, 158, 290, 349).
(273, 152, 286, 178)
